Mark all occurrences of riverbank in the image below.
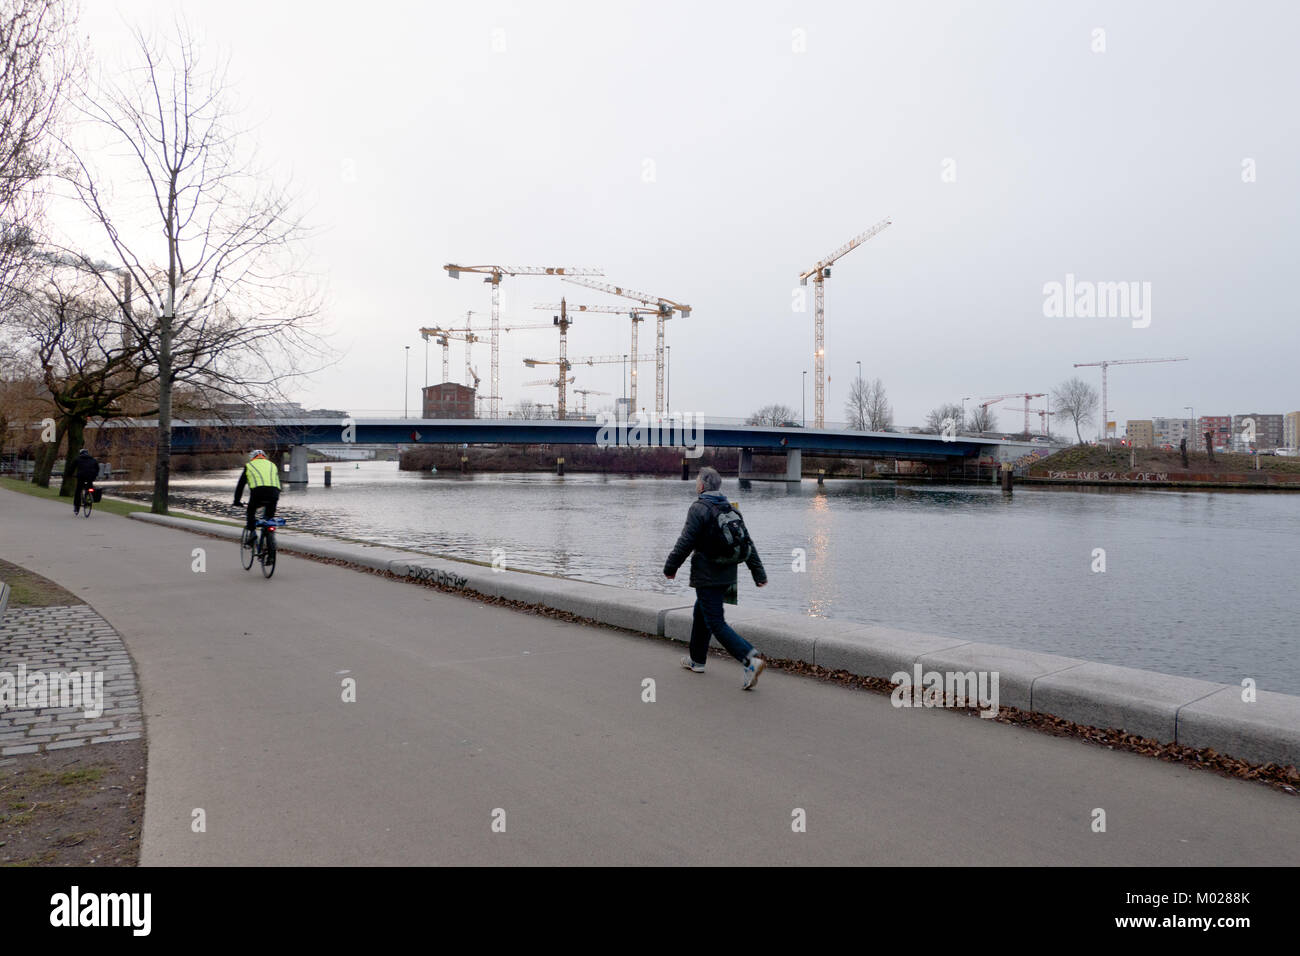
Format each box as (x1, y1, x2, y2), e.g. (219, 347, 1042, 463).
(1026, 445, 1300, 489)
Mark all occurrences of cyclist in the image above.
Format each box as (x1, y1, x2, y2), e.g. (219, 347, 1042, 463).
(73, 449, 99, 516)
(233, 449, 281, 533)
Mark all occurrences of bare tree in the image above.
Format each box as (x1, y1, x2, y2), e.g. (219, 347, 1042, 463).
(1052, 376, 1098, 444)
(845, 378, 868, 430)
(4, 262, 156, 490)
(864, 378, 892, 431)
(0, 0, 78, 309)
(57, 21, 324, 513)
(968, 403, 997, 433)
(746, 403, 799, 426)
(847, 377, 893, 431)
(922, 402, 963, 435)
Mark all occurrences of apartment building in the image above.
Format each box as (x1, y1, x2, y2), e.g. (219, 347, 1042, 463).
(1151, 416, 1193, 447)
(1284, 411, 1300, 450)
(1197, 415, 1232, 451)
(1124, 420, 1155, 447)
(1231, 413, 1283, 451)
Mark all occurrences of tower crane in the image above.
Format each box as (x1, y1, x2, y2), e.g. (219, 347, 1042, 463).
(1024, 408, 1055, 436)
(535, 300, 659, 414)
(524, 352, 653, 421)
(419, 328, 480, 386)
(560, 277, 690, 419)
(798, 217, 892, 429)
(1072, 357, 1189, 440)
(443, 264, 603, 417)
(572, 388, 610, 417)
(978, 393, 1046, 435)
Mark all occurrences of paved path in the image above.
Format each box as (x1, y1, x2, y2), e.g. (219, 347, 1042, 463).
(2, 487, 1297, 865)
(0, 605, 142, 758)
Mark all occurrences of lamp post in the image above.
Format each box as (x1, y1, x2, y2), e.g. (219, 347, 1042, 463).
(1185, 405, 1194, 449)
(404, 346, 410, 419)
(962, 396, 970, 435)
(802, 370, 807, 428)
(855, 360, 863, 430)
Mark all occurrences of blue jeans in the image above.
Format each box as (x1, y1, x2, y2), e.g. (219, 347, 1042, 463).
(689, 586, 755, 665)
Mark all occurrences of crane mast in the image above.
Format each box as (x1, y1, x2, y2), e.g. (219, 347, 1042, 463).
(798, 217, 892, 429)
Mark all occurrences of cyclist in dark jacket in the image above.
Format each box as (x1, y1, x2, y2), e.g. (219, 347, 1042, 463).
(664, 466, 769, 689)
(73, 449, 98, 515)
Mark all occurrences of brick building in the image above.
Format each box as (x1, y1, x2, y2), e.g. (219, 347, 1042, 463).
(422, 383, 476, 419)
(1197, 416, 1232, 452)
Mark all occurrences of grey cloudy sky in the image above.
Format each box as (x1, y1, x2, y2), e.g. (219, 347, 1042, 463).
(78, 0, 1299, 428)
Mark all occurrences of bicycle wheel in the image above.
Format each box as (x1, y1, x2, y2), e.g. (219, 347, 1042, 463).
(82, 496, 92, 518)
(261, 531, 276, 578)
(240, 527, 256, 570)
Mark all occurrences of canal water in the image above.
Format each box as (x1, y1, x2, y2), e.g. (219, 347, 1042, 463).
(117, 461, 1300, 692)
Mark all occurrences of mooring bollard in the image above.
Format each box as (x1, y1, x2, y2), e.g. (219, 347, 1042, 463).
(324, 465, 332, 488)
(817, 468, 825, 486)
(556, 456, 565, 476)
(681, 458, 690, 480)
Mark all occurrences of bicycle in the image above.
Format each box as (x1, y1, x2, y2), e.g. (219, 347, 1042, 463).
(79, 484, 95, 518)
(240, 515, 286, 578)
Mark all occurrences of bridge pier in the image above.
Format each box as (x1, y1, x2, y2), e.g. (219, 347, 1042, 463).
(738, 446, 802, 484)
(285, 444, 309, 487)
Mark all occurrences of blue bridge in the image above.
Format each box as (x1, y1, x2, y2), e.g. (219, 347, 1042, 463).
(85, 416, 1045, 484)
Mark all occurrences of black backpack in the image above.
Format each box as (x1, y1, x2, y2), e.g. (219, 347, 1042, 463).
(704, 500, 752, 565)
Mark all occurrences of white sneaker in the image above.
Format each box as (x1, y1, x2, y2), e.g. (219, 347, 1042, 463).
(742, 656, 766, 690)
(681, 655, 705, 673)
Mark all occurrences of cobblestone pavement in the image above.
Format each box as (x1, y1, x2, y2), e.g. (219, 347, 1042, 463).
(0, 605, 143, 762)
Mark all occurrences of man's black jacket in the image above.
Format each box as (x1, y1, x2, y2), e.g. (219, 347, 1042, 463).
(75, 455, 98, 481)
(664, 491, 767, 590)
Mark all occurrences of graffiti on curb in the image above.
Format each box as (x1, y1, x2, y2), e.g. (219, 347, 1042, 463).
(1046, 471, 1169, 481)
(404, 566, 469, 589)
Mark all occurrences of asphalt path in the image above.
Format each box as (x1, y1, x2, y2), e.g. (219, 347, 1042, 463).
(3, 487, 1297, 865)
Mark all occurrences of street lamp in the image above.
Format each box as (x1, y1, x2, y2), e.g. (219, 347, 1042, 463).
(404, 346, 410, 419)
(802, 370, 807, 428)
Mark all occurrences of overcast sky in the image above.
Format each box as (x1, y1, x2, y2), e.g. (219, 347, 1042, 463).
(75, 1, 1300, 429)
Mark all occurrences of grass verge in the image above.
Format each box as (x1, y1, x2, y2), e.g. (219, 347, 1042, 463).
(0, 477, 237, 525)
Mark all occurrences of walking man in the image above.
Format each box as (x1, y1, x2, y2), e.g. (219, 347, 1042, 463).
(663, 466, 769, 689)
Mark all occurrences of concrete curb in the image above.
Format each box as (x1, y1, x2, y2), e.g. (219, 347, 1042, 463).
(127, 511, 1300, 769)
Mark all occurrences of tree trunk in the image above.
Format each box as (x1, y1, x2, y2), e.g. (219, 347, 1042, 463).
(1074, 418, 1082, 444)
(33, 418, 67, 487)
(58, 417, 87, 497)
(152, 329, 172, 514)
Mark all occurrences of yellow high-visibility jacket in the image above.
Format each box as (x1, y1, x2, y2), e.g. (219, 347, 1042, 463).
(244, 457, 281, 491)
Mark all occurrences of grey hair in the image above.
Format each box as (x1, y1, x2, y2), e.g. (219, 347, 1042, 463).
(697, 466, 722, 491)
